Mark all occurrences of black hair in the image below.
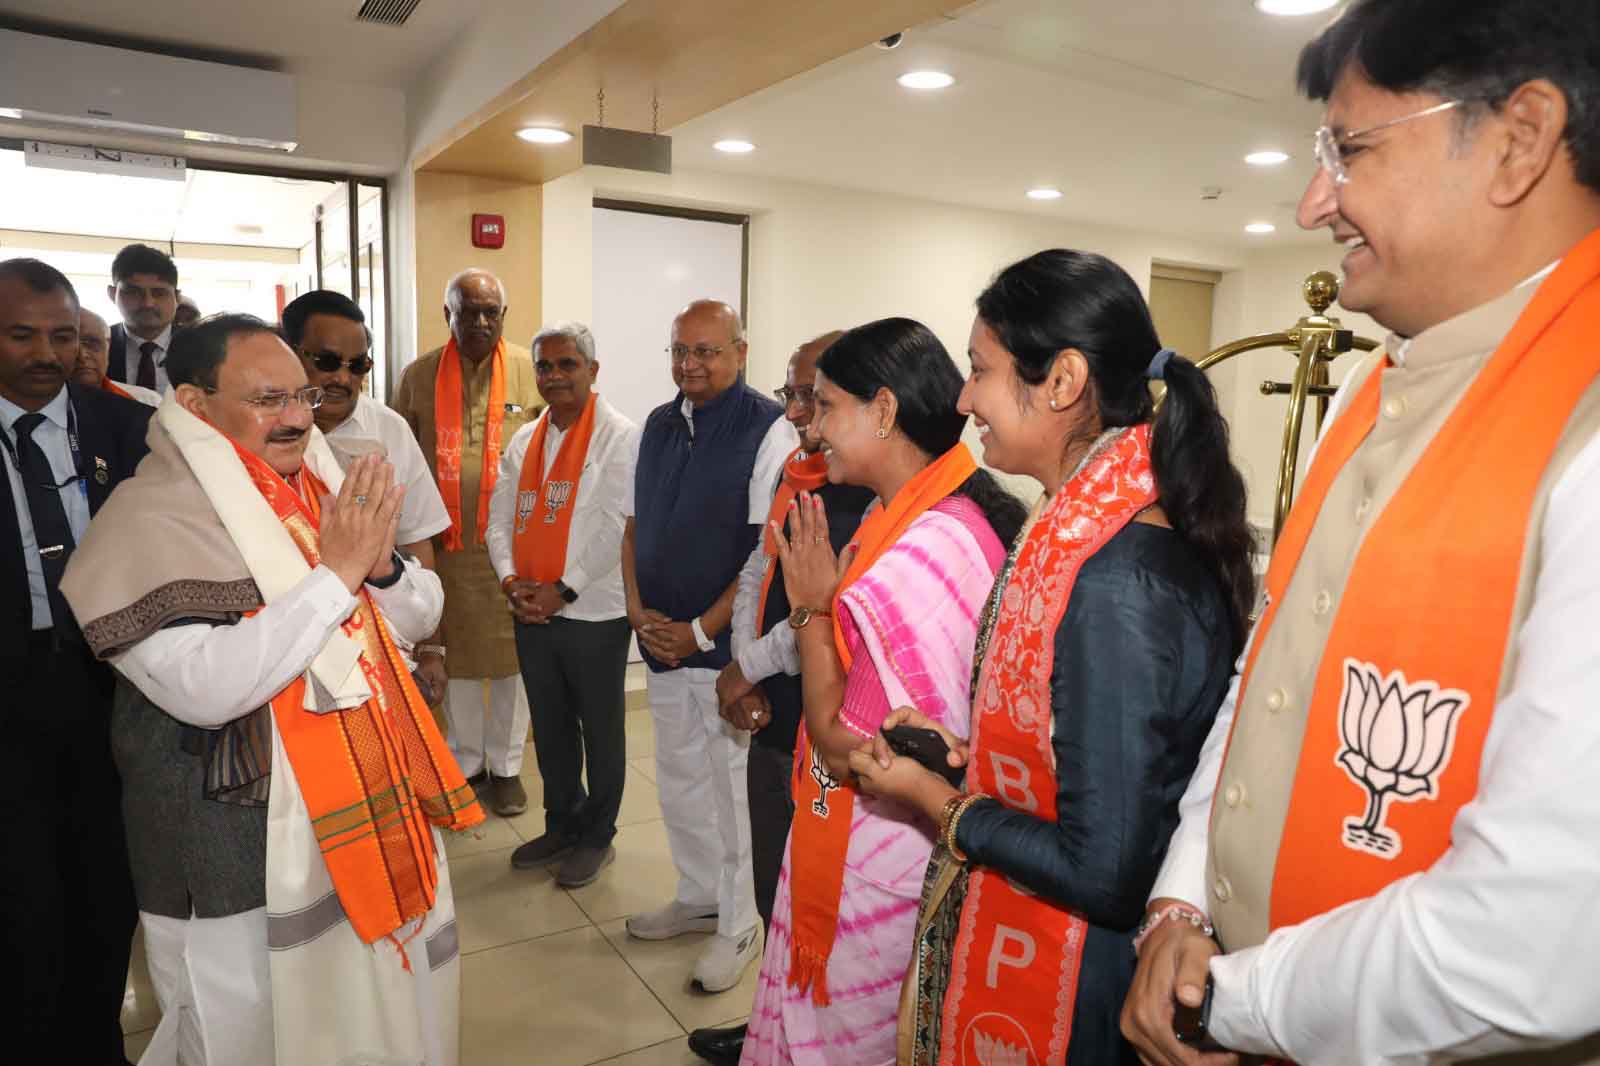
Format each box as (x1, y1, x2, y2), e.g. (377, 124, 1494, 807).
(0, 257, 79, 308)
(280, 289, 369, 348)
(167, 312, 281, 391)
(111, 243, 179, 287)
(976, 250, 1255, 652)
(1297, 0, 1600, 192)
(818, 317, 1027, 546)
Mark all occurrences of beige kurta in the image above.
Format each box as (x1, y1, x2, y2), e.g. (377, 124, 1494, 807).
(1207, 280, 1600, 962)
(393, 341, 542, 678)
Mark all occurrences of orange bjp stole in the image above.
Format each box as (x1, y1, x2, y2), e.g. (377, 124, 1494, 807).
(434, 336, 506, 551)
(753, 448, 830, 635)
(511, 393, 598, 582)
(233, 440, 483, 946)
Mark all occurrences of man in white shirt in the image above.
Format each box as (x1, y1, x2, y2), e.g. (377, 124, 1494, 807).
(486, 322, 639, 888)
(61, 313, 479, 1066)
(73, 307, 160, 405)
(283, 290, 451, 686)
(1122, 4, 1600, 1064)
(105, 242, 180, 394)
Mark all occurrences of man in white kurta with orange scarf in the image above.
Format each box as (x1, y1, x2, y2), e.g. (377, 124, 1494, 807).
(62, 314, 483, 1066)
(1121, 3, 1600, 1064)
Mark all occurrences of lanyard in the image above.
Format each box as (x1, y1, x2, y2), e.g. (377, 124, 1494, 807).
(0, 399, 89, 502)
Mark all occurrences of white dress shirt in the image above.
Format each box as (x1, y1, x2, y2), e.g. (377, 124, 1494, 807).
(322, 393, 452, 548)
(115, 560, 443, 728)
(730, 466, 802, 683)
(622, 398, 799, 526)
(1150, 265, 1600, 1063)
(121, 324, 173, 395)
(486, 394, 639, 622)
(1, 387, 91, 629)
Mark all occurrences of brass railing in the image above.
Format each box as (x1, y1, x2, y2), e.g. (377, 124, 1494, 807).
(1196, 271, 1378, 543)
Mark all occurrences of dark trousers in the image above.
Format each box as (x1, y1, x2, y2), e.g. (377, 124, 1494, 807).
(747, 740, 796, 933)
(514, 615, 632, 848)
(0, 634, 138, 1064)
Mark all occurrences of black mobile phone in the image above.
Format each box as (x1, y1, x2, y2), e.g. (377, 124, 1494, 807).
(1173, 974, 1224, 1052)
(880, 724, 965, 787)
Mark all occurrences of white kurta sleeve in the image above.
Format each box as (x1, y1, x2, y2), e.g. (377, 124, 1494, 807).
(366, 554, 443, 644)
(749, 419, 799, 524)
(113, 564, 357, 728)
(563, 422, 638, 595)
(731, 537, 802, 684)
(1207, 432, 1600, 1064)
(486, 422, 534, 584)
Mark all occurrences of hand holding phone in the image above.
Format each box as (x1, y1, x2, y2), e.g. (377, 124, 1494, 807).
(880, 724, 965, 787)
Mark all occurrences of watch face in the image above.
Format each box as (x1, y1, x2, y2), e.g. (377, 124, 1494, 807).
(788, 607, 811, 630)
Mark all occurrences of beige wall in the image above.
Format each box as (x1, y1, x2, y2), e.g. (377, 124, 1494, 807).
(411, 171, 543, 359)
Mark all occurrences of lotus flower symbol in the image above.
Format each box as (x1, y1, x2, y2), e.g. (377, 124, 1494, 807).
(962, 1016, 1037, 1066)
(1335, 659, 1470, 859)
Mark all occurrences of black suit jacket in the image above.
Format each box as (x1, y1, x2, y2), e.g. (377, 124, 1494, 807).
(107, 322, 129, 384)
(1, 384, 153, 666)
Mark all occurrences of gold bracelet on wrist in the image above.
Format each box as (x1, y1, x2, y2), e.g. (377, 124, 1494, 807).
(943, 793, 985, 863)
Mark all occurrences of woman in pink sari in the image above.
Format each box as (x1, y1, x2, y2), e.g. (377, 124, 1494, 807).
(741, 318, 1025, 1066)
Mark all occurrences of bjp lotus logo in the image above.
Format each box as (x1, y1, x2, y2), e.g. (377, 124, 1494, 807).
(1335, 659, 1470, 859)
(961, 1013, 1037, 1066)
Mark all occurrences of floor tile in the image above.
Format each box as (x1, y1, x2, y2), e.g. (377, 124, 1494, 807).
(121, 926, 160, 1034)
(625, 711, 657, 760)
(628, 757, 656, 784)
(565, 820, 679, 927)
(592, 1034, 708, 1065)
(450, 845, 591, 956)
(460, 926, 682, 1066)
(599, 919, 763, 1033)
(503, 765, 661, 844)
(443, 812, 524, 860)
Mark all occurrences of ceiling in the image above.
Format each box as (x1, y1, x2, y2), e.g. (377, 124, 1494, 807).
(0, 149, 352, 248)
(669, 0, 1348, 247)
(0, 0, 490, 87)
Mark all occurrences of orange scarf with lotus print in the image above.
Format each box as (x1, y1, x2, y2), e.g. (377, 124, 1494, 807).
(1228, 226, 1600, 931)
(434, 336, 506, 550)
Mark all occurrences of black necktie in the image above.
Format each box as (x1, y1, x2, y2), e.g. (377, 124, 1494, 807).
(137, 340, 158, 390)
(13, 413, 79, 641)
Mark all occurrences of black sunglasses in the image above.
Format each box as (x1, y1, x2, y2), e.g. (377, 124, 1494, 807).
(302, 350, 374, 375)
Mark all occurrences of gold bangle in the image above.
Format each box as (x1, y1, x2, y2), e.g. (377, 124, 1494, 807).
(944, 793, 985, 863)
(938, 793, 965, 847)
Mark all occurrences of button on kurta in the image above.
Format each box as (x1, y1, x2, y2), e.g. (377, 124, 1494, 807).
(1383, 395, 1407, 419)
(1224, 782, 1245, 808)
(1266, 687, 1286, 712)
(1213, 876, 1233, 902)
(1356, 496, 1372, 521)
(1314, 589, 1332, 615)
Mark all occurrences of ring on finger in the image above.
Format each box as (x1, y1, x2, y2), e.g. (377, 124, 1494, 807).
(354, 494, 369, 504)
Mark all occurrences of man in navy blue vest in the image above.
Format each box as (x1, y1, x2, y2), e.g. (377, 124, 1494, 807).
(622, 299, 796, 994)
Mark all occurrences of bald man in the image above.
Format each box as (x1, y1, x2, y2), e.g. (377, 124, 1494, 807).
(620, 299, 797, 993)
(393, 269, 543, 817)
(74, 308, 159, 406)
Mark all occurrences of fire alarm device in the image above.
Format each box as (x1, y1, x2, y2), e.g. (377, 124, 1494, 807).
(472, 214, 506, 249)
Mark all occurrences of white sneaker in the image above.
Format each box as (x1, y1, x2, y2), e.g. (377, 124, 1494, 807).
(625, 900, 719, 941)
(691, 926, 761, 993)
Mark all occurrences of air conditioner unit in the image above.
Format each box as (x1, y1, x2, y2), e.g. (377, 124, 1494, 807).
(0, 29, 298, 152)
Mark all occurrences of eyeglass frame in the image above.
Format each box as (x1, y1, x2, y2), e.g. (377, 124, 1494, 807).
(666, 343, 734, 365)
(300, 349, 374, 376)
(774, 385, 815, 407)
(1313, 98, 1468, 187)
(201, 384, 326, 412)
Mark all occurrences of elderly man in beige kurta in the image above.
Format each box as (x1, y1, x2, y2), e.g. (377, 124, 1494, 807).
(394, 269, 542, 817)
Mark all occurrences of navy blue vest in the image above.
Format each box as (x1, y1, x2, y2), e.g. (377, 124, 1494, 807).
(634, 384, 783, 672)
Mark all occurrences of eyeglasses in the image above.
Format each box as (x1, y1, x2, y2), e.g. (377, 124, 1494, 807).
(302, 350, 374, 375)
(667, 344, 728, 365)
(535, 356, 586, 375)
(205, 385, 325, 412)
(774, 385, 815, 407)
(1313, 99, 1466, 187)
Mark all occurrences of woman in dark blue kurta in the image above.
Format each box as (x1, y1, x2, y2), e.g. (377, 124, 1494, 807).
(849, 250, 1256, 1064)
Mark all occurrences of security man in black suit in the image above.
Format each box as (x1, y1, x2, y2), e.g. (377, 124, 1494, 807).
(0, 258, 151, 1065)
(105, 242, 180, 393)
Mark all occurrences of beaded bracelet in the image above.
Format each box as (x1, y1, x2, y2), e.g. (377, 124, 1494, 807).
(942, 793, 985, 863)
(1131, 903, 1215, 956)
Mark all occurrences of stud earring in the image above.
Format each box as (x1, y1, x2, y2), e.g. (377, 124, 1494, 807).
(875, 426, 889, 439)
(1048, 399, 1058, 410)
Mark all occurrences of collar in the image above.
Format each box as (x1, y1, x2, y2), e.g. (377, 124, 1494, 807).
(1389, 259, 1561, 370)
(324, 392, 372, 436)
(127, 324, 174, 353)
(0, 385, 71, 437)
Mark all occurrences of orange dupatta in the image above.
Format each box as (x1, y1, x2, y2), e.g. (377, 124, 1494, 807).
(1218, 226, 1600, 932)
(754, 448, 830, 635)
(234, 441, 484, 947)
(101, 377, 136, 400)
(511, 393, 598, 582)
(787, 442, 977, 1005)
(434, 336, 506, 550)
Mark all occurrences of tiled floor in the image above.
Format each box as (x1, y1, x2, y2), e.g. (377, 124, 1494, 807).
(119, 696, 757, 1065)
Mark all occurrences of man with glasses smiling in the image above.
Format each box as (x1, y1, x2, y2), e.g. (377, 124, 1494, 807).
(1123, 2, 1600, 1064)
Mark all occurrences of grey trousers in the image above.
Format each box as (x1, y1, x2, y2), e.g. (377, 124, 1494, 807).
(513, 615, 632, 848)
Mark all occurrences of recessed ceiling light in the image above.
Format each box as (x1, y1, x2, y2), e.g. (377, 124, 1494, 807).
(1026, 187, 1063, 201)
(1245, 150, 1290, 166)
(1245, 222, 1277, 234)
(1254, 0, 1339, 14)
(898, 70, 955, 90)
(516, 126, 572, 145)
(713, 139, 756, 154)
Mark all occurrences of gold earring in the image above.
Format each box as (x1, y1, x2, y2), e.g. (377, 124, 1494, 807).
(1048, 398, 1058, 410)
(876, 426, 889, 439)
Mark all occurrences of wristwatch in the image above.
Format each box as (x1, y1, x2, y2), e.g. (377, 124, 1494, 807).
(690, 616, 716, 653)
(555, 579, 578, 604)
(365, 550, 407, 590)
(787, 605, 832, 630)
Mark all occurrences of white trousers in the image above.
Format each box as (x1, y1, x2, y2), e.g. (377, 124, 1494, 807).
(647, 666, 757, 938)
(445, 674, 529, 778)
(138, 909, 273, 1066)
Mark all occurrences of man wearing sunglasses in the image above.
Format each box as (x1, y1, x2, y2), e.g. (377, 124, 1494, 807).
(282, 290, 450, 692)
(1124, 3, 1600, 1064)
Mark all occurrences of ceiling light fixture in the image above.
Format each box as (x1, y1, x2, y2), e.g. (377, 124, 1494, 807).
(713, 139, 756, 154)
(1254, 0, 1339, 14)
(898, 70, 955, 90)
(516, 126, 573, 145)
(1026, 187, 1063, 201)
(1245, 222, 1277, 234)
(1245, 150, 1290, 166)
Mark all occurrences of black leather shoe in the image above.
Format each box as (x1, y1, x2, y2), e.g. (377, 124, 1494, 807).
(510, 831, 575, 870)
(687, 1022, 746, 1065)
